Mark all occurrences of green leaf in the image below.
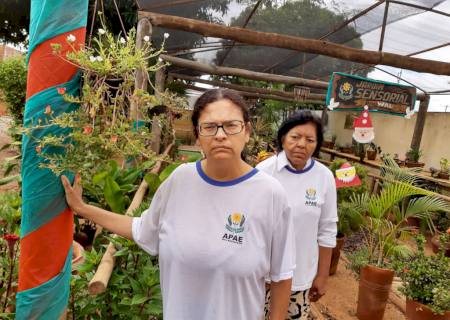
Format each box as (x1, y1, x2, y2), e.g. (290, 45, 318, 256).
(104, 176, 125, 213)
(113, 248, 129, 257)
(0, 175, 21, 185)
(0, 143, 11, 152)
(159, 163, 180, 182)
(92, 171, 109, 185)
(144, 172, 161, 195)
(131, 294, 149, 305)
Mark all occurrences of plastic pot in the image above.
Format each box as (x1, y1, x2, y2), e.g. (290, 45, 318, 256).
(356, 265, 394, 320)
(406, 299, 450, 320)
(329, 234, 345, 275)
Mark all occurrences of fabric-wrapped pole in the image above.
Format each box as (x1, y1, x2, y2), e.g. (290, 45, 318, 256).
(16, 0, 88, 319)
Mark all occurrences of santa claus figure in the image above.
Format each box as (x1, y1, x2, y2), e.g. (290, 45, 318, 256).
(353, 105, 375, 144)
(335, 162, 361, 188)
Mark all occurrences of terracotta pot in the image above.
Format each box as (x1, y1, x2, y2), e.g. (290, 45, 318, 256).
(437, 171, 449, 180)
(330, 234, 345, 275)
(405, 161, 425, 169)
(366, 150, 377, 160)
(431, 234, 450, 257)
(356, 265, 394, 320)
(406, 299, 450, 320)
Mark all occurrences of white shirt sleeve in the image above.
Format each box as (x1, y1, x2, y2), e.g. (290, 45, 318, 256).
(131, 183, 165, 256)
(270, 197, 296, 282)
(317, 172, 338, 248)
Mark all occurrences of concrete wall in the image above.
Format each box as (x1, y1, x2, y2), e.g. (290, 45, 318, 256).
(327, 111, 450, 169)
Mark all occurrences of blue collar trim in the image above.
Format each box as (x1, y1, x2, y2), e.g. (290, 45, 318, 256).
(196, 161, 258, 187)
(285, 159, 315, 174)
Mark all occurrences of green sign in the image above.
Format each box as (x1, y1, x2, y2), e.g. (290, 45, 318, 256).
(326, 72, 417, 115)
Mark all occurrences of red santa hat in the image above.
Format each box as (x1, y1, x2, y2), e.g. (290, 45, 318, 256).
(353, 106, 373, 129)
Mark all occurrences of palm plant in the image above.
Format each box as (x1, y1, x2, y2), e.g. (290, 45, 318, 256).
(350, 158, 450, 267)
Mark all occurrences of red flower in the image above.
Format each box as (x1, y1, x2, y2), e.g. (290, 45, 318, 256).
(403, 267, 409, 273)
(44, 105, 52, 115)
(447, 227, 450, 235)
(110, 135, 118, 143)
(57, 87, 66, 95)
(83, 125, 93, 135)
(3, 234, 19, 258)
(35, 145, 42, 153)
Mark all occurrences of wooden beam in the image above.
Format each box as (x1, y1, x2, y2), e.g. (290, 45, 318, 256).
(410, 95, 430, 151)
(139, 11, 450, 75)
(182, 83, 324, 105)
(170, 72, 326, 101)
(160, 54, 329, 89)
(130, 17, 152, 121)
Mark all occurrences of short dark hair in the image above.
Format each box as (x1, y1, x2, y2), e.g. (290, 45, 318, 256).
(277, 110, 323, 157)
(191, 89, 250, 138)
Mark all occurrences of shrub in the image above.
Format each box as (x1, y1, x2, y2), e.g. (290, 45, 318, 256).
(0, 57, 26, 124)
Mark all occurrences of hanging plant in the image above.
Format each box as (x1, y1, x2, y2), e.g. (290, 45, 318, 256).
(22, 27, 186, 180)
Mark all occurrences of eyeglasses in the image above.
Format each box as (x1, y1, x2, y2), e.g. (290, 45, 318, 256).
(198, 120, 245, 137)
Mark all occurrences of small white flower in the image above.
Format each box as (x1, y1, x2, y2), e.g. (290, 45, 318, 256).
(98, 28, 106, 35)
(67, 34, 76, 43)
(96, 56, 103, 62)
(158, 57, 162, 63)
(89, 56, 96, 62)
(4, 20, 8, 24)
(163, 32, 170, 39)
(143, 35, 150, 42)
(120, 37, 126, 44)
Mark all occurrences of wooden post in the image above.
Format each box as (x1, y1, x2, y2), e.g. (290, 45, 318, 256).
(140, 12, 450, 75)
(130, 17, 152, 121)
(170, 73, 327, 101)
(162, 54, 328, 89)
(155, 65, 167, 98)
(410, 95, 430, 150)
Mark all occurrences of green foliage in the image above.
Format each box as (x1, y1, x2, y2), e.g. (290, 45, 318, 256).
(393, 234, 450, 314)
(0, 190, 21, 235)
(346, 246, 370, 279)
(406, 147, 423, 162)
(349, 160, 450, 268)
(328, 159, 368, 203)
(0, 57, 26, 124)
(440, 157, 449, 173)
(23, 27, 173, 179)
(70, 204, 162, 319)
(337, 201, 363, 236)
(83, 160, 157, 214)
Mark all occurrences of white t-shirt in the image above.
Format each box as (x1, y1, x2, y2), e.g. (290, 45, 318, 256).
(257, 151, 337, 291)
(132, 161, 296, 320)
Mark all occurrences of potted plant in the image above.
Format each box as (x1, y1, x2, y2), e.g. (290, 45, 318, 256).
(347, 159, 450, 320)
(405, 147, 425, 168)
(431, 229, 450, 258)
(340, 143, 353, 154)
(438, 157, 449, 180)
(329, 201, 363, 275)
(366, 142, 381, 161)
(394, 233, 450, 320)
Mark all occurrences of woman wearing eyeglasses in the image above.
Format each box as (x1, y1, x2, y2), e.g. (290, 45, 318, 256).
(257, 111, 337, 320)
(61, 89, 295, 320)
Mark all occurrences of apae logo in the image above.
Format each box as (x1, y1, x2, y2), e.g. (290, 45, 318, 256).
(222, 213, 246, 245)
(305, 188, 319, 207)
